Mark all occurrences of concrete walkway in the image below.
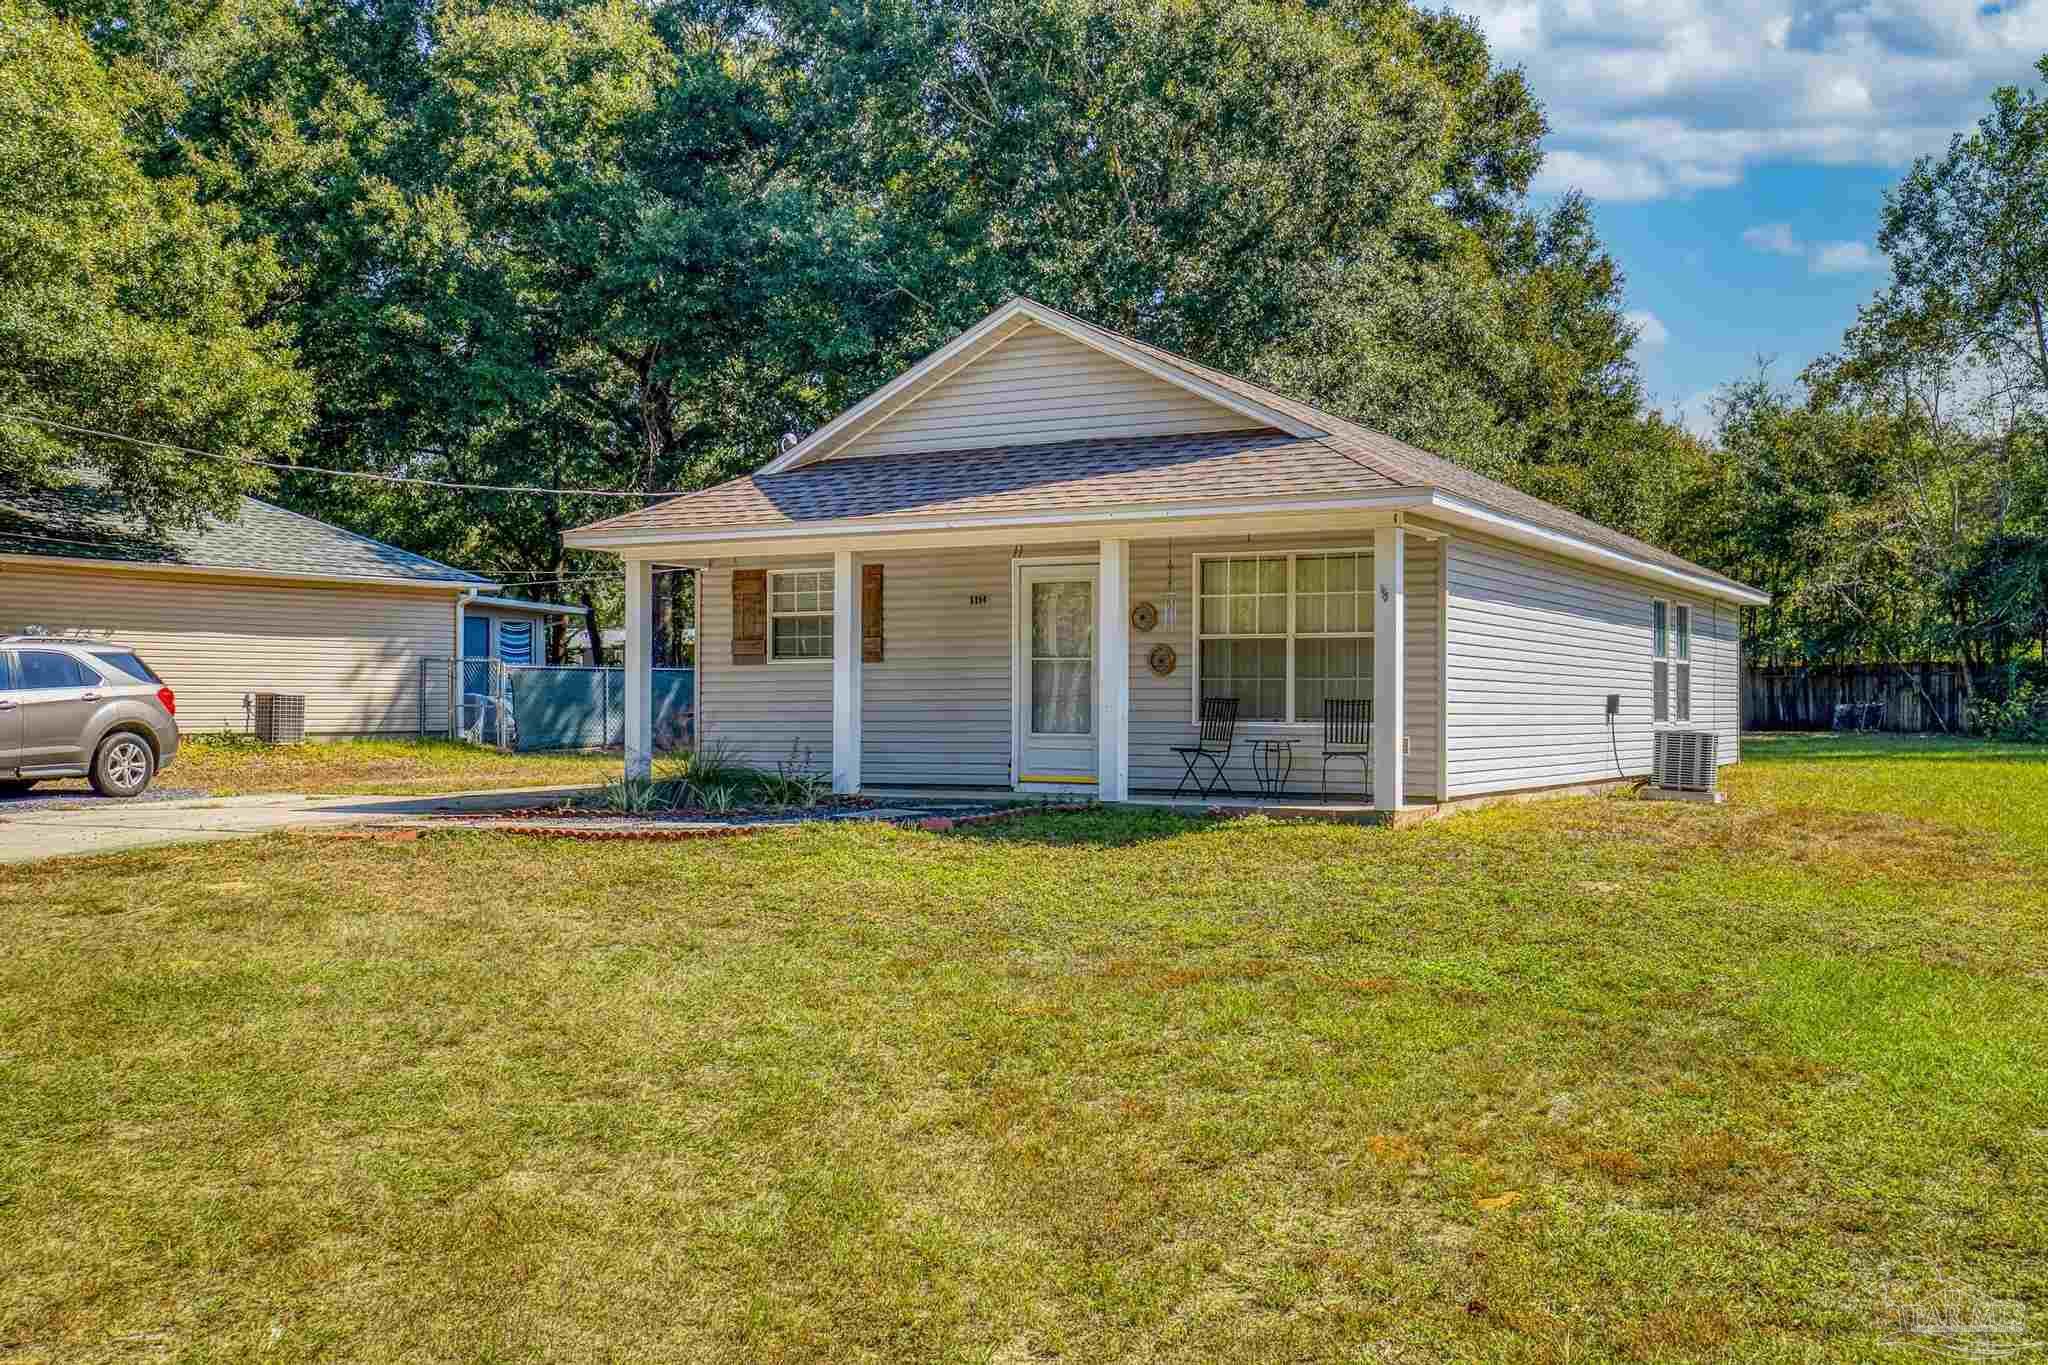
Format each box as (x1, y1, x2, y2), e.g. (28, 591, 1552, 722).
(0, 785, 599, 865)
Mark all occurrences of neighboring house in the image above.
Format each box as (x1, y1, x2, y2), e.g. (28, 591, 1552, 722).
(459, 594, 589, 668)
(566, 297, 1769, 807)
(0, 483, 578, 738)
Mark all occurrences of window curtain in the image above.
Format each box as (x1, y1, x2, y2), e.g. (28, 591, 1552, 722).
(1030, 580, 1094, 734)
(498, 621, 534, 665)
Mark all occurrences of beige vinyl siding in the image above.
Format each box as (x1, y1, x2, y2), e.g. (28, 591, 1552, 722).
(1125, 533, 1442, 798)
(834, 324, 1262, 460)
(0, 564, 457, 737)
(860, 546, 1013, 787)
(695, 558, 834, 771)
(1441, 533, 1738, 797)
(1702, 600, 1742, 764)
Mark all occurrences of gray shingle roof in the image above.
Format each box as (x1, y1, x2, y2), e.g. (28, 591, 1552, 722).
(0, 482, 490, 586)
(570, 297, 1758, 596)
(615, 429, 1401, 529)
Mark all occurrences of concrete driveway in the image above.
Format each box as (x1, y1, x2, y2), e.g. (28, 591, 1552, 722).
(0, 786, 597, 865)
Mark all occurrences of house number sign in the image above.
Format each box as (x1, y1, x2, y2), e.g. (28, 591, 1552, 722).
(968, 593, 990, 606)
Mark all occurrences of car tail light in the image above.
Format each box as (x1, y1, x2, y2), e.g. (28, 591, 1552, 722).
(156, 687, 176, 715)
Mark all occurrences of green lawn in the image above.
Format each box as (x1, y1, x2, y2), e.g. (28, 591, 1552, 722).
(2, 734, 2043, 1361)
(158, 736, 629, 796)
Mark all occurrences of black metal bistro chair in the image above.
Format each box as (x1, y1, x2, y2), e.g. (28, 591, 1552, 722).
(1173, 697, 1241, 798)
(1321, 698, 1373, 801)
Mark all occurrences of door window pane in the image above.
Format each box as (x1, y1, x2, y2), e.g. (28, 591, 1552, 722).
(1031, 660, 1092, 734)
(1031, 581, 1093, 659)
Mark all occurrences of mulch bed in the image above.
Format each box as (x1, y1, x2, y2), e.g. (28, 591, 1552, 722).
(411, 799, 1104, 843)
(457, 794, 883, 823)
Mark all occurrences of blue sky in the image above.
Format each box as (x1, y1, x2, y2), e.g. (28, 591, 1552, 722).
(1461, 0, 2048, 436)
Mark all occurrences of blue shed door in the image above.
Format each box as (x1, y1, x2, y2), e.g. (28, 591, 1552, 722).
(463, 615, 491, 659)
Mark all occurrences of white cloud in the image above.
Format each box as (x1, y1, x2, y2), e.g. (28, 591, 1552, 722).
(1742, 223, 1804, 256)
(1740, 223, 1889, 274)
(1811, 240, 1886, 273)
(1463, 0, 2048, 201)
(1625, 309, 1670, 350)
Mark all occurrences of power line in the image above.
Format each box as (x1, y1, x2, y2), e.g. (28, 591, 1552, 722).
(1, 411, 689, 498)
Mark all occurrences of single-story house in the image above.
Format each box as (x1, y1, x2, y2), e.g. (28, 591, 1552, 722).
(565, 297, 1768, 808)
(1, 482, 583, 738)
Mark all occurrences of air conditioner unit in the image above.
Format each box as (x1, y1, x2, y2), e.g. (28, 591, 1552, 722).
(252, 692, 306, 745)
(1646, 729, 1722, 803)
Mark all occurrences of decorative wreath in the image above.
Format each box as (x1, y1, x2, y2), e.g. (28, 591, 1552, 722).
(1147, 643, 1178, 677)
(1130, 600, 1159, 632)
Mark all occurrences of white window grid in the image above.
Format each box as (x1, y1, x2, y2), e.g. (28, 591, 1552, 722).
(1190, 549, 1377, 725)
(768, 568, 834, 660)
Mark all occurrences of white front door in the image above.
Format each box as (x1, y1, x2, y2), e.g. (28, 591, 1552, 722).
(1015, 565, 1098, 789)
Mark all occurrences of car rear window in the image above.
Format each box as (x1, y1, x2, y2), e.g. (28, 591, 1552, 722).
(91, 650, 163, 683)
(16, 650, 97, 689)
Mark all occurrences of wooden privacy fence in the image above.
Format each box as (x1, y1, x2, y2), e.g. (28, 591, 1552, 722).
(1742, 663, 1980, 733)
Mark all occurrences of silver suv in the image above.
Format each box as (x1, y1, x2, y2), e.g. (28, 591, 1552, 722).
(0, 635, 179, 797)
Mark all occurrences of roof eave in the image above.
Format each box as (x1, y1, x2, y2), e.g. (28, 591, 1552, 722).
(561, 487, 1766, 604)
(0, 551, 496, 592)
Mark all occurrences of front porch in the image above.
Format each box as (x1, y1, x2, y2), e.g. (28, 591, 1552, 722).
(615, 518, 1442, 814)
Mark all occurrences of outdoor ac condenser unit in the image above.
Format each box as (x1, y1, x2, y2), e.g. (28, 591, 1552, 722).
(1646, 729, 1723, 803)
(252, 692, 306, 745)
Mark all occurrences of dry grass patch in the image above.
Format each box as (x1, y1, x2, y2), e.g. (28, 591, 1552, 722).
(164, 735, 627, 795)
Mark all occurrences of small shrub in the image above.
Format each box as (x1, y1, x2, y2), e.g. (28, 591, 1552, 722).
(693, 782, 740, 814)
(1966, 678, 2048, 742)
(681, 739, 754, 790)
(597, 776, 671, 814)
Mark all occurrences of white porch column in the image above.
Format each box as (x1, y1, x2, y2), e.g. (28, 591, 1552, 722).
(1372, 525, 1406, 811)
(623, 557, 655, 781)
(832, 548, 863, 793)
(1097, 538, 1131, 802)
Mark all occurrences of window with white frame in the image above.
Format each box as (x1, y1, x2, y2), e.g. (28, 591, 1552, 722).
(1673, 603, 1692, 721)
(1195, 550, 1375, 724)
(769, 569, 833, 659)
(1651, 598, 1670, 722)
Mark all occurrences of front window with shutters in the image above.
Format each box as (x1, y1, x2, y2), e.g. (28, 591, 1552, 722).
(769, 569, 833, 659)
(1194, 550, 1375, 724)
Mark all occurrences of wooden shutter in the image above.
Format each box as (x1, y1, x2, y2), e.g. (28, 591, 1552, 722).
(732, 568, 767, 664)
(861, 564, 884, 663)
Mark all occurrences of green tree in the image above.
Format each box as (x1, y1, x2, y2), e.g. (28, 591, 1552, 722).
(1882, 54, 2048, 398)
(0, 0, 309, 533)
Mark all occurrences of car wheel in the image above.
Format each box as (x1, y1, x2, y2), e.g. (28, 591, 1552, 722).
(90, 732, 156, 798)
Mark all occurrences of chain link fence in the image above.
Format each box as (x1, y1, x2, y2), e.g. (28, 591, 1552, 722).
(420, 659, 694, 752)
